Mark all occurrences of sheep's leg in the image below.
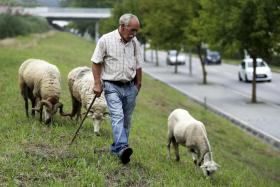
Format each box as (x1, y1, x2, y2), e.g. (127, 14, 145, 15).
(22, 85, 29, 117)
(197, 153, 203, 166)
(24, 98, 29, 117)
(170, 137, 180, 161)
(27, 86, 36, 117)
(75, 104, 82, 123)
(191, 152, 198, 166)
(69, 96, 81, 121)
(30, 96, 36, 117)
(70, 96, 80, 119)
(186, 145, 200, 166)
(167, 135, 172, 160)
(174, 143, 180, 161)
(39, 107, 43, 122)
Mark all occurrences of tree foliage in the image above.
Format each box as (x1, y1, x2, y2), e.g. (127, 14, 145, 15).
(99, 0, 147, 43)
(139, 0, 191, 51)
(200, 0, 280, 61)
(199, 0, 280, 102)
(59, 0, 279, 88)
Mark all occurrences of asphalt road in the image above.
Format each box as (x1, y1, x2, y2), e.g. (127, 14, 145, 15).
(143, 50, 280, 150)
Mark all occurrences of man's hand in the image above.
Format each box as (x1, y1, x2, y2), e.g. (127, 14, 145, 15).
(135, 68, 142, 92)
(93, 82, 103, 97)
(135, 82, 141, 92)
(92, 63, 102, 97)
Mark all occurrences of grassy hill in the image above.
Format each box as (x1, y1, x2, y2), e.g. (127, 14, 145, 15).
(0, 31, 279, 186)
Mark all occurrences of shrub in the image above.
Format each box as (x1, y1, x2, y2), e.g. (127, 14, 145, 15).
(0, 13, 50, 39)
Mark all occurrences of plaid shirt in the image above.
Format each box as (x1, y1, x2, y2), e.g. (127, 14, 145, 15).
(91, 29, 143, 82)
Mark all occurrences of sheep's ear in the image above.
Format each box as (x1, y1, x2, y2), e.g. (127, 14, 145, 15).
(87, 112, 94, 118)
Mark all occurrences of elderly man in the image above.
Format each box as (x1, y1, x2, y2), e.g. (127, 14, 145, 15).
(91, 13, 143, 164)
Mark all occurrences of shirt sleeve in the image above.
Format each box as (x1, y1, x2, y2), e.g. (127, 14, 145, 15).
(91, 37, 106, 64)
(135, 39, 143, 69)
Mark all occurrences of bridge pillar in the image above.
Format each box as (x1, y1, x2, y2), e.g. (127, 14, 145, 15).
(95, 20, 100, 43)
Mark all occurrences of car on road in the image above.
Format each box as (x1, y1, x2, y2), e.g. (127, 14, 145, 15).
(166, 50, 186, 65)
(238, 58, 272, 82)
(204, 50, 222, 65)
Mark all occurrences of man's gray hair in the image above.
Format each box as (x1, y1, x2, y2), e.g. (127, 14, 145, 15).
(119, 13, 139, 26)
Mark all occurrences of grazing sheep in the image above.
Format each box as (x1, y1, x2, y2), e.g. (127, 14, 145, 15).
(64, 66, 108, 136)
(18, 59, 64, 124)
(167, 108, 220, 177)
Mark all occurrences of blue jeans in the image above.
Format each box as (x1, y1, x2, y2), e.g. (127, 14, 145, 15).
(103, 81, 138, 156)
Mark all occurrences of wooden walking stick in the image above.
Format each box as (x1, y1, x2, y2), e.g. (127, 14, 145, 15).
(69, 94, 98, 145)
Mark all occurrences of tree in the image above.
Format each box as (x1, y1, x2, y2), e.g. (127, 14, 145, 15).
(139, 0, 193, 71)
(140, 0, 210, 79)
(182, 0, 208, 83)
(200, 0, 280, 102)
(140, 0, 188, 50)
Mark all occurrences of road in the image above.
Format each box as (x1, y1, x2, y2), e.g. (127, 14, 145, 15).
(204, 63, 280, 107)
(143, 50, 280, 150)
(146, 50, 280, 107)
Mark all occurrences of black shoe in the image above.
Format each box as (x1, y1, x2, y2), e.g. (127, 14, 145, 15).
(119, 147, 133, 164)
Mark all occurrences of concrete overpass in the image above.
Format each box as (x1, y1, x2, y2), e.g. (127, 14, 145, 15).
(22, 7, 112, 41)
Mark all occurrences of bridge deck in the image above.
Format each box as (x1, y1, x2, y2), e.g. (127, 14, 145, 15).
(23, 7, 111, 20)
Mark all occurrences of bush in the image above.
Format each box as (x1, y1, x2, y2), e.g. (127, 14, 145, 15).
(0, 13, 50, 39)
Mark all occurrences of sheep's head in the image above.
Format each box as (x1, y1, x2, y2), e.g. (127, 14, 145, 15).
(200, 160, 220, 177)
(87, 107, 109, 136)
(33, 97, 63, 124)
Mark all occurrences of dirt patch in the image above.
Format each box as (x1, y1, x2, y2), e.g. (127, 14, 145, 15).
(0, 38, 17, 47)
(0, 173, 9, 186)
(14, 173, 37, 187)
(0, 31, 56, 48)
(23, 141, 75, 161)
(256, 147, 280, 157)
(105, 162, 152, 187)
(33, 31, 56, 39)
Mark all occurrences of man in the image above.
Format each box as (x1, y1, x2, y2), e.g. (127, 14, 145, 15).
(91, 13, 143, 164)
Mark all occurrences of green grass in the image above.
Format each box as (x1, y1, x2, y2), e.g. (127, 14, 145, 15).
(0, 31, 279, 186)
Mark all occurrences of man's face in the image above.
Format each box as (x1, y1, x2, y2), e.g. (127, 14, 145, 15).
(121, 17, 140, 42)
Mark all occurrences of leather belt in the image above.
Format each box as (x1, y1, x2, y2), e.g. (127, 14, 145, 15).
(104, 80, 134, 86)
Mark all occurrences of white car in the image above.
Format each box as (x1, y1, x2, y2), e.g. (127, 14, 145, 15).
(166, 50, 186, 65)
(238, 58, 272, 82)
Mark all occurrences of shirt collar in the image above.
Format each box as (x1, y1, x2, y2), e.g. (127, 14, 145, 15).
(115, 29, 133, 44)
(115, 29, 122, 41)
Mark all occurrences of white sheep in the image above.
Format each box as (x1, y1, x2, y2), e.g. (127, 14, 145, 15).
(64, 66, 108, 136)
(167, 108, 220, 177)
(18, 59, 64, 124)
